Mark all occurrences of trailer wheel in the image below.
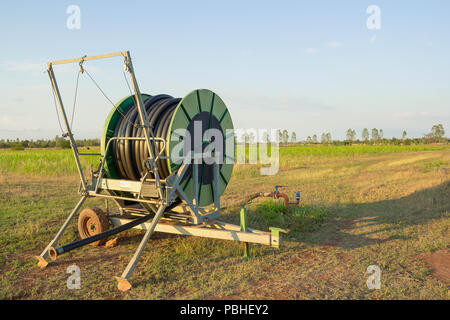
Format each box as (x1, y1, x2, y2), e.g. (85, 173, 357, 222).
(78, 207, 110, 246)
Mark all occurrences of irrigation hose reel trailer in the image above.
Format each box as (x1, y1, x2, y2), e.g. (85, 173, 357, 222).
(35, 51, 288, 291)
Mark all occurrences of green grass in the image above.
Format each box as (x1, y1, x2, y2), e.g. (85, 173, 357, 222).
(278, 144, 447, 156)
(237, 144, 447, 158)
(0, 149, 100, 176)
(254, 200, 330, 232)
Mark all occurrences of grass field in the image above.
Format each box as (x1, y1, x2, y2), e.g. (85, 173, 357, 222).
(0, 145, 449, 299)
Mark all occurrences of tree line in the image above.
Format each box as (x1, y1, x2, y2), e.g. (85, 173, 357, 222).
(240, 124, 447, 145)
(0, 136, 100, 150)
(1, 124, 447, 150)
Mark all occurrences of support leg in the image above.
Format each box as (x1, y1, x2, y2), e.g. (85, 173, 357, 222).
(240, 206, 250, 258)
(115, 203, 167, 291)
(34, 196, 87, 268)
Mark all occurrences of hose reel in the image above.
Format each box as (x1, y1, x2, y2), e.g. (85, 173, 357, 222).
(38, 52, 287, 292)
(101, 89, 234, 207)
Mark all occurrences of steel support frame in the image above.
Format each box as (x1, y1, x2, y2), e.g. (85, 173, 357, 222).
(46, 51, 163, 197)
(114, 160, 190, 291)
(172, 162, 221, 224)
(37, 51, 165, 269)
(44, 50, 221, 224)
(109, 217, 282, 248)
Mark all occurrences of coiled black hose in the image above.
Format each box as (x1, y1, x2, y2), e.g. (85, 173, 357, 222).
(112, 94, 181, 181)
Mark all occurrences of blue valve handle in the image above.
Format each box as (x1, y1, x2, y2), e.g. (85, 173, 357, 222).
(274, 185, 288, 197)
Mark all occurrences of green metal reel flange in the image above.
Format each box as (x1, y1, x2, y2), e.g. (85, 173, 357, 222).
(167, 89, 234, 207)
(101, 94, 150, 179)
(101, 89, 234, 207)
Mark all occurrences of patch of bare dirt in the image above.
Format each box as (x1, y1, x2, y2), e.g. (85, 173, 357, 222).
(422, 249, 450, 283)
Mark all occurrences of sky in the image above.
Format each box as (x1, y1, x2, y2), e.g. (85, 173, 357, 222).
(0, 1, 449, 141)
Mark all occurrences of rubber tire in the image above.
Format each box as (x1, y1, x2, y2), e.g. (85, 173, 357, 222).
(77, 207, 110, 246)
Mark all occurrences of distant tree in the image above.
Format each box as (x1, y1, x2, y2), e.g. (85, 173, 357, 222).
(75, 138, 100, 147)
(362, 128, 369, 142)
(21, 139, 30, 148)
(312, 134, 318, 144)
(306, 136, 312, 144)
(431, 124, 445, 138)
(371, 128, 379, 141)
(290, 132, 296, 143)
(55, 135, 70, 149)
(402, 130, 407, 140)
(276, 129, 282, 143)
(281, 130, 289, 144)
(321, 133, 327, 144)
(379, 129, 384, 139)
(321, 132, 332, 144)
(346, 128, 356, 141)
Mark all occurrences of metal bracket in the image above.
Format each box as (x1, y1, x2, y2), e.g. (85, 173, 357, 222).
(269, 227, 289, 248)
(123, 55, 130, 73)
(78, 55, 86, 74)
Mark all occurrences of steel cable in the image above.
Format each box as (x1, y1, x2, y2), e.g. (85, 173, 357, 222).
(70, 70, 81, 130)
(49, 77, 65, 135)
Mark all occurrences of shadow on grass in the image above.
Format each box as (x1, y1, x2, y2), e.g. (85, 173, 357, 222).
(328, 179, 450, 250)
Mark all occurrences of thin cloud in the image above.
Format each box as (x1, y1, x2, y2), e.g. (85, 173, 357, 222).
(392, 111, 432, 119)
(305, 48, 320, 54)
(3, 60, 46, 73)
(0, 115, 25, 129)
(224, 90, 336, 112)
(2, 59, 100, 75)
(327, 41, 342, 48)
